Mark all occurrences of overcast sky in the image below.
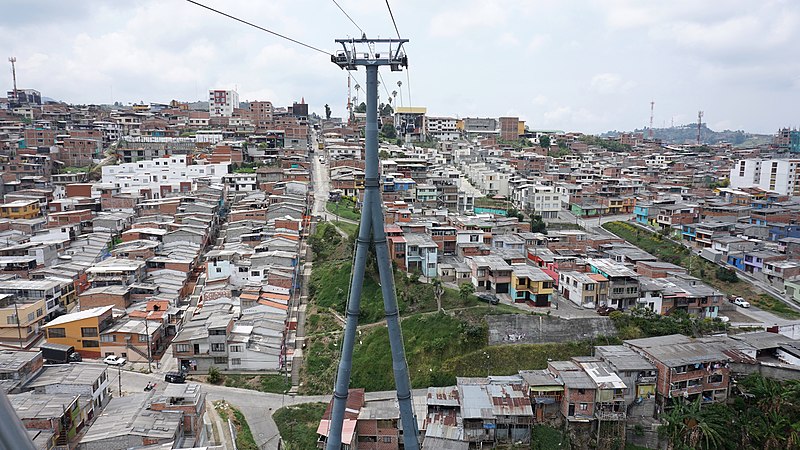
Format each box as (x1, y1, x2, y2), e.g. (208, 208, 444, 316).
(2, 0, 799, 134)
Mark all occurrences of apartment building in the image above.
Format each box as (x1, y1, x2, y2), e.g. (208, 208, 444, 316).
(424, 116, 459, 141)
(511, 183, 561, 219)
(25, 363, 111, 418)
(729, 158, 800, 196)
(42, 306, 114, 359)
(510, 265, 554, 306)
(0, 350, 43, 394)
(586, 259, 639, 311)
(100, 154, 230, 198)
(209, 89, 239, 117)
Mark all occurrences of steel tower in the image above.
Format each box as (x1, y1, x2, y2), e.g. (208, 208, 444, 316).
(326, 38, 418, 450)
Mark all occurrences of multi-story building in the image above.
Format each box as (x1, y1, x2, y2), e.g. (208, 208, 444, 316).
(403, 233, 439, 278)
(25, 363, 111, 418)
(586, 259, 639, 311)
(729, 158, 800, 196)
(42, 305, 115, 359)
(510, 265, 554, 306)
(100, 154, 230, 198)
(150, 383, 207, 445)
(0, 278, 72, 321)
(208, 89, 239, 117)
(0, 199, 40, 219)
(467, 255, 513, 294)
(512, 183, 561, 219)
(10, 392, 82, 449)
(594, 345, 658, 416)
(0, 294, 45, 348)
(558, 271, 608, 309)
(424, 116, 459, 141)
(100, 317, 166, 364)
(172, 304, 235, 372)
(624, 334, 732, 408)
(499, 116, 522, 141)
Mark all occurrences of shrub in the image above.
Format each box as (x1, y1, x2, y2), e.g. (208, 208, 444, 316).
(208, 366, 222, 384)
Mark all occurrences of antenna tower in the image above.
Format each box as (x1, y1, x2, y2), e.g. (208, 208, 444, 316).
(347, 75, 352, 126)
(8, 57, 17, 105)
(697, 111, 704, 145)
(328, 37, 417, 450)
(649, 101, 655, 139)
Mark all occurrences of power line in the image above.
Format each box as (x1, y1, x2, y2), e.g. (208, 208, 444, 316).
(184, 0, 331, 56)
(385, 0, 401, 39)
(330, 0, 364, 36)
(377, 72, 393, 104)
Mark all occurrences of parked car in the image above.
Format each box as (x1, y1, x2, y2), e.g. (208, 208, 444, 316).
(596, 305, 617, 316)
(733, 297, 751, 308)
(164, 371, 186, 384)
(476, 293, 500, 305)
(103, 355, 126, 366)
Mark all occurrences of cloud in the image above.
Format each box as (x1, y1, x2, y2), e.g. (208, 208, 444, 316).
(428, 1, 507, 38)
(589, 73, 634, 95)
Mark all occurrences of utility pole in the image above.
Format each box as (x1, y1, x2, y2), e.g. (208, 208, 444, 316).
(327, 37, 419, 450)
(649, 101, 655, 140)
(144, 311, 153, 373)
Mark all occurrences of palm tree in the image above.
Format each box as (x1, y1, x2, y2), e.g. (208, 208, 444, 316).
(660, 399, 727, 450)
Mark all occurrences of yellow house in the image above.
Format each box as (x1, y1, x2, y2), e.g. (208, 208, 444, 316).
(0, 199, 40, 219)
(43, 305, 114, 358)
(510, 265, 554, 307)
(0, 294, 45, 347)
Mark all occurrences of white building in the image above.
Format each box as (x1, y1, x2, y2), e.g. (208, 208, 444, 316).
(511, 183, 561, 219)
(209, 89, 240, 117)
(424, 116, 460, 141)
(729, 158, 800, 196)
(100, 155, 229, 198)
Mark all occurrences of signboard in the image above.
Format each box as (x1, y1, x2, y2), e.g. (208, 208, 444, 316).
(483, 423, 496, 429)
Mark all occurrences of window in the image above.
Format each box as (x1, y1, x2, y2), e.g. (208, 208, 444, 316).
(81, 327, 98, 337)
(470, 234, 479, 242)
(251, 271, 260, 277)
(27, 312, 35, 322)
(707, 374, 723, 384)
(36, 308, 42, 317)
(213, 357, 228, 364)
(674, 365, 687, 374)
(211, 343, 226, 352)
(100, 335, 116, 342)
(216, 267, 222, 273)
(138, 334, 148, 343)
(579, 403, 588, 411)
(382, 436, 393, 443)
(585, 284, 595, 291)
(229, 345, 243, 353)
(48, 327, 66, 338)
(176, 344, 190, 353)
(6, 315, 17, 324)
(577, 389, 585, 394)
(231, 358, 241, 365)
(83, 340, 100, 348)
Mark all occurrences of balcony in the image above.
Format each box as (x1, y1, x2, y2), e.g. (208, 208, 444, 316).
(595, 410, 626, 421)
(637, 376, 657, 384)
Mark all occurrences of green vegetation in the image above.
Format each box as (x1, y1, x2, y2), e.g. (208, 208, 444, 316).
(580, 135, 632, 152)
(380, 123, 397, 140)
(603, 221, 800, 319)
(308, 222, 343, 262)
(208, 366, 222, 384)
(547, 146, 571, 158)
(324, 103, 331, 120)
(497, 137, 533, 149)
(232, 162, 263, 173)
(222, 374, 291, 394)
(660, 374, 800, 449)
(531, 425, 571, 449)
(61, 166, 90, 174)
(538, 135, 551, 148)
(274, 403, 328, 450)
(213, 401, 258, 450)
(530, 215, 547, 234)
(610, 308, 726, 340)
(326, 198, 361, 221)
(752, 294, 800, 320)
(334, 221, 358, 237)
(475, 196, 509, 209)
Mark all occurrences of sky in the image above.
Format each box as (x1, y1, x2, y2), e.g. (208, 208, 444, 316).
(2, 0, 799, 134)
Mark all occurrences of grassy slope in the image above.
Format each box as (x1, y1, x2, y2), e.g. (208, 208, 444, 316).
(274, 403, 328, 450)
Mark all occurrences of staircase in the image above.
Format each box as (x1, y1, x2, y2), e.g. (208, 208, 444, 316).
(126, 342, 150, 360)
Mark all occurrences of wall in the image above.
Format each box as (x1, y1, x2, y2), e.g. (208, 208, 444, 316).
(487, 315, 617, 345)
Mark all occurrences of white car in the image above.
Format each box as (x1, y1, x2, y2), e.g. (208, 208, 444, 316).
(733, 297, 751, 308)
(104, 355, 127, 366)
(716, 315, 730, 323)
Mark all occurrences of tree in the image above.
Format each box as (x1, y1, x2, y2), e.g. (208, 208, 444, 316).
(659, 398, 728, 450)
(530, 215, 547, 234)
(432, 278, 444, 312)
(381, 123, 397, 139)
(378, 149, 391, 160)
(208, 366, 222, 384)
(539, 135, 551, 148)
(355, 102, 366, 113)
(715, 267, 739, 283)
(381, 103, 394, 116)
(458, 282, 475, 304)
(324, 103, 331, 120)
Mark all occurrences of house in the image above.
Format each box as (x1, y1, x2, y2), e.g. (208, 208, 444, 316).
(100, 317, 166, 364)
(403, 233, 439, 278)
(78, 285, 132, 310)
(558, 271, 608, 309)
(509, 265, 554, 306)
(150, 383, 207, 446)
(42, 305, 114, 359)
(585, 259, 639, 311)
(10, 392, 83, 449)
(0, 350, 44, 394)
(316, 388, 365, 449)
(24, 363, 111, 420)
(172, 304, 236, 372)
(547, 360, 596, 421)
(518, 370, 563, 423)
(0, 293, 46, 348)
(85, 258, 146, 288)
(78, 393, 184, 450)
(624, 334, 733, 408)
(467, 255, 513, 294)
